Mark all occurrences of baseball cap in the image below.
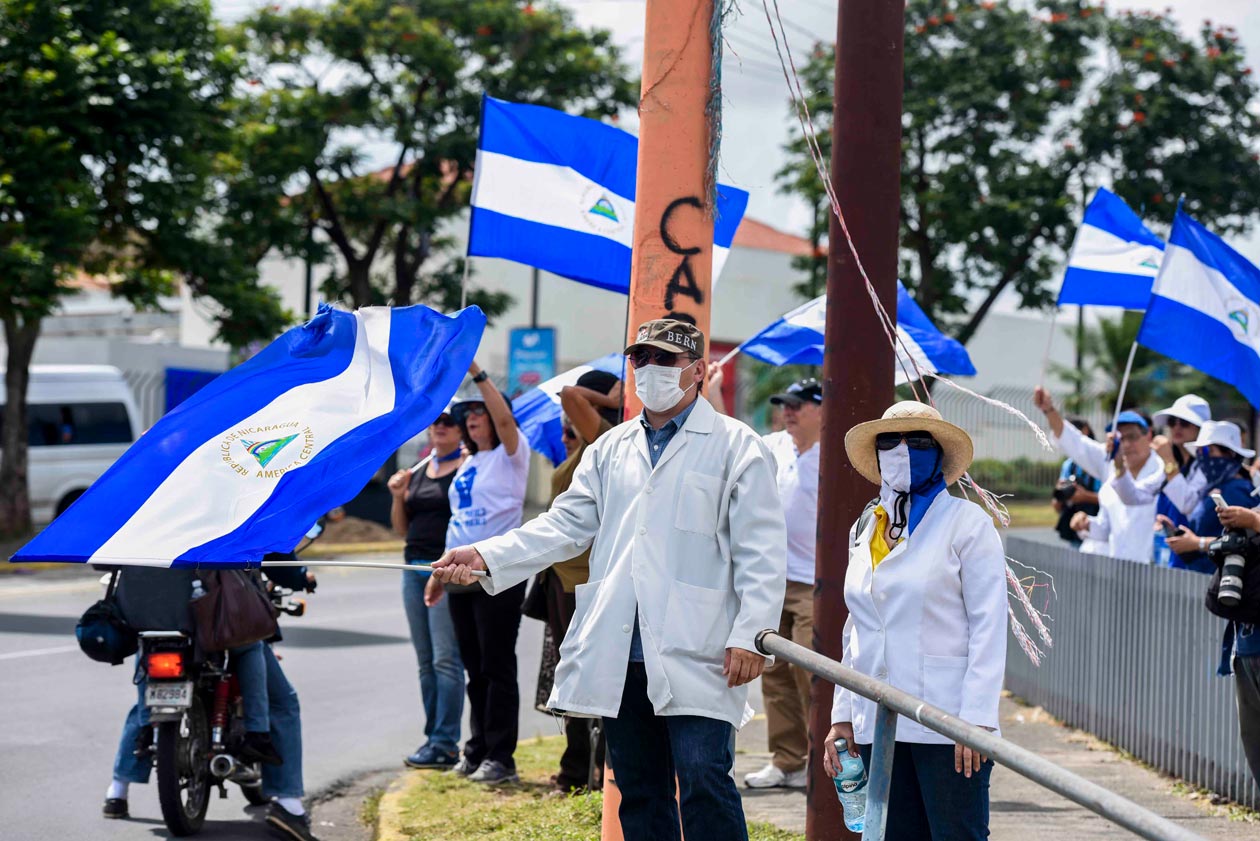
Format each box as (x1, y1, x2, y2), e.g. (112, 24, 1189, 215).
(624, 319, 706, 359)
(770, 378, 822, 406)
(1106, 410, 1150, 432)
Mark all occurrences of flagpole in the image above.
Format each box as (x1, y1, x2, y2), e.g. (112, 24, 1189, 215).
(261, 559, 487, 577)
(1038, 306, 1060, 388)
(1109, 340, 1139, 454)
(715, 344, 742, 368)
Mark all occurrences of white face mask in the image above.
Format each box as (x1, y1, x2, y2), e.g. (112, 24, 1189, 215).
(877, 444, 911, 494)
(635, 360, 698, 413)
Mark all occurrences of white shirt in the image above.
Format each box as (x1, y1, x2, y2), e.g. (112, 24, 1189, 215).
(1055, 422, 1159, 563)
(763, 430, 819, 585)
(830, 493, 1007, 744)
(446, 434, 532, 546)
(470, 397, 787, 727)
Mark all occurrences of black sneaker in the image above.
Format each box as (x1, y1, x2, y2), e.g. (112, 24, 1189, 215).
(102, 798, 128, 819)
(240, 731, 284, 767)
(405, 744, 460, 770)
(266, 802, 319, 841)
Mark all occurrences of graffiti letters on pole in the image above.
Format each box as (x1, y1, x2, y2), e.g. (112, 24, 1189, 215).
(659, 196, 706, 324)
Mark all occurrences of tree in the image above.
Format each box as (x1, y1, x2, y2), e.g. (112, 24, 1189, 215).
(234, 0, 637, 315)
(778, 1, 1260, 344)
(0, 0, 288, 536)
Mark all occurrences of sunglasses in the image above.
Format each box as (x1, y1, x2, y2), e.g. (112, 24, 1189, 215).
(875, 431, 937, 451)
(463, 405, 488, 418)
(1167, 417, 1198, 430)
(562, 426, 577, 440)
(629, 348, 692, 369)
(432, 414, 458, 428)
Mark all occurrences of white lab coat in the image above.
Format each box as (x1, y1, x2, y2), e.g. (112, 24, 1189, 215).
(1055, 423, 1159, 563)
(831, 493, 1007, 744)
(471, 397, 787, 727)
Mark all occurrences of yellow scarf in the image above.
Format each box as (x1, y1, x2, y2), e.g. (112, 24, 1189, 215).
(870, 505, 902, 570)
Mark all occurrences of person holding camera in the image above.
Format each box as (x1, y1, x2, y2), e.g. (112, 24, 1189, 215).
(1052, 418, 1102, 547)
(1156, 422, 1255, 574)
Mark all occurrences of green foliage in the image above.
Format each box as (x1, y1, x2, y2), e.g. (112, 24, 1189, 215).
(968, 458, 1062, 500)
(1052, 312, 1252, 421)
(234, 0, 636, 317)
(779, 1, 1260, 344)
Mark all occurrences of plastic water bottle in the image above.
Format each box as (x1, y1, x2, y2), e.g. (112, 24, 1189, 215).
(832, 739, 867, 833)
(191, 578, 206, 601)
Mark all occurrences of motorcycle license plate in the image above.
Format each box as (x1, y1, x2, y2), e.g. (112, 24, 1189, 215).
(145, 681, 192, 708)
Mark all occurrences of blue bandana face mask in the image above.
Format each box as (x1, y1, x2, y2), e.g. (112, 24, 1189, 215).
(1195, 453, 1241, 491)
(877, 441, 947, 540)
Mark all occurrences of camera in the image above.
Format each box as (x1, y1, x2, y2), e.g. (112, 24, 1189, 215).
(1207, 531, 1249, 608)
(1052, 480, 1078, 504)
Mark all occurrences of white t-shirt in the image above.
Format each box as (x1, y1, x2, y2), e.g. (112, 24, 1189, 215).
(446, 434, 532, 547)
(764, 430, 819, 585)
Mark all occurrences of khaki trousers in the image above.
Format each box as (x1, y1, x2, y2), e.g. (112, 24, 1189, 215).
(761, 580, 814, 772)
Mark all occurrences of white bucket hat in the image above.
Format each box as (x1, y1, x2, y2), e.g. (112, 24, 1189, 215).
(1185, 420, 1255, 459)
(1153, 394, 1211, 429)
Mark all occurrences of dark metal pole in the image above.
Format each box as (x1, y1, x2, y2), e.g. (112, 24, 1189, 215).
(810, 2, 904, 839)
(304, 219, 315, 320)
(530, 266, 540, 329)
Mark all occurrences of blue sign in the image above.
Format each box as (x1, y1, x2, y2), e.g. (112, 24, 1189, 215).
(507, 327, 557, 398)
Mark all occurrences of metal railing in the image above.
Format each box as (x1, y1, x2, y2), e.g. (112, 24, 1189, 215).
(1005, 535, 1258, 810)
(755, 630, 1208, 841)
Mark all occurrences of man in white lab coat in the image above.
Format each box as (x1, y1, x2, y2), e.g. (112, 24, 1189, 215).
(432, 319, 786, 841)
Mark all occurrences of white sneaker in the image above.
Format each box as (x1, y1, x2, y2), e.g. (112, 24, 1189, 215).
(743, 762, 807, 789)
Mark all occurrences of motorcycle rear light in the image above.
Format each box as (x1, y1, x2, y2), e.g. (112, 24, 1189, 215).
(147, 651, 185, 679)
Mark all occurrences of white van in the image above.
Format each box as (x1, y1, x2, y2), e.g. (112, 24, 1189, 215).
(2, 365, 143, 523)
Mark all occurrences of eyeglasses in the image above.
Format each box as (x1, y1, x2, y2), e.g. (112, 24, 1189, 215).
(432, 415, 458, 428)
(1167, 418, 1198, 430)
(629, 348, 693, 369)
(875, 431, 937, 451)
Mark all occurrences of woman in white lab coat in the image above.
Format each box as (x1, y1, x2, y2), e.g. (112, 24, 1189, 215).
(824, 401, 1008, 841)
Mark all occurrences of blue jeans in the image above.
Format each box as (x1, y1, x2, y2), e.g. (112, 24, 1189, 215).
(402, 561, 464, 753)
(603, 662, 746, 841)
(113, 645, 303, 798)
(231, 642, 268, 732)
(858, 742, 992, 841)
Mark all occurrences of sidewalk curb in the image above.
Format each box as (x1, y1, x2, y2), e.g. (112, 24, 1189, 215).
(374, 772, 416, 841)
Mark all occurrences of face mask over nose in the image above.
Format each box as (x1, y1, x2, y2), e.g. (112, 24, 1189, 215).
(876, 441, 946, 540)
(634, 360, 698, 413)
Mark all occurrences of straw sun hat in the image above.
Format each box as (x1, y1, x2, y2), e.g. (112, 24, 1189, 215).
(844, 401, 975, 486)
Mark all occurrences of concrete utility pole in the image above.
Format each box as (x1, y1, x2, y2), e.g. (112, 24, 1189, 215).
(810, 2, 905, 840)
(621, 0, 718, 419)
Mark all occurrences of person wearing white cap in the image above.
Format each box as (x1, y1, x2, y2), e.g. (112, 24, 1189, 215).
(1034, 388, 1161, 563)
(824, 401, 1007, 841)
(1156, 421, 1255, 574)
(1153, 393, 1212, 476)
(1108, 395, 1225, 519)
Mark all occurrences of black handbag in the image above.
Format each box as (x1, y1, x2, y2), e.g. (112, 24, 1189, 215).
(521, 572, 549, 621)
(192, 569, 279, 653)
(76, 569, 138, 665)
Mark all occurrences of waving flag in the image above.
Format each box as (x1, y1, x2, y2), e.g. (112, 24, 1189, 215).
(1137, 210, 1260, 407)
(1057, 188, 1166, 309)
(739, 283, 976, 383)
(512, 353, 625, 466)
(14, 304, 485, 566)
(468, 96, 749, 293)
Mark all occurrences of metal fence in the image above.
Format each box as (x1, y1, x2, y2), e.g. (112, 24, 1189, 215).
(1005, 535, 1258, 810)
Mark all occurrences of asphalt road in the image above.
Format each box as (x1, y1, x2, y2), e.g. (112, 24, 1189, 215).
(0, 561, 558, 841)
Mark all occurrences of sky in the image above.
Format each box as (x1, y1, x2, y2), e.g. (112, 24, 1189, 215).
(212, 0, 1260, 262)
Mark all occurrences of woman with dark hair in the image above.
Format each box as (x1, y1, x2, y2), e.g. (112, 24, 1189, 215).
(388, 409, 465, 770)
(426, 361, 531, 784)
(542, 369, 622, 792)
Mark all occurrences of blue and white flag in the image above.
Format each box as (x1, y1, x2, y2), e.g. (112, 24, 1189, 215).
(14, 304, 485, 566)
(468, 96, 749, 294)
(512, 352, 625, 467)
(1137, 210, 1260, 407)
(1057, 188, 1166, 309)
(738, 283, 976, 384)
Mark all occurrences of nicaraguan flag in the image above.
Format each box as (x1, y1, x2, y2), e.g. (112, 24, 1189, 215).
(1137, 210, 1260, 407)
(738, 283, 976, 384)
(1057, 188, 1166, 309)
(468, 96, 749, 293)
(14, 304, 485, 566)
(512, 353, 625, 467)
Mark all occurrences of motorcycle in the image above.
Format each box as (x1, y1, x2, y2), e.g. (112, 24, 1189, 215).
(139, 581, 309, 836)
